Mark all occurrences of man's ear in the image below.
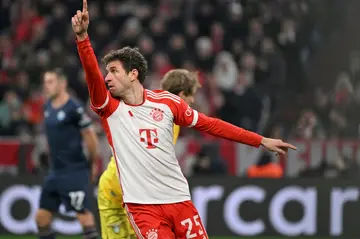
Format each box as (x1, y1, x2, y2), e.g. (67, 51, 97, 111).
(178, 91, 186, 100)
(61, 79, 68, 89)
(129, 69, 139, 82)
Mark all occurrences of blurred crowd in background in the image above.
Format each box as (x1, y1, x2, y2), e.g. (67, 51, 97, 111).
(2, 0, 360, 178)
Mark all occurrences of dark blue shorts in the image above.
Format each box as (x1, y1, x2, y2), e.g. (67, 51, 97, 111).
(39, 170, 92, 213)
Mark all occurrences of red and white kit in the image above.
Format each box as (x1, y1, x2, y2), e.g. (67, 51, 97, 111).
(77, 37, 263, 239)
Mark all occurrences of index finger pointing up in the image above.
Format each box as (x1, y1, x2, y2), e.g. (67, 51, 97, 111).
(83, 0, 88, 12)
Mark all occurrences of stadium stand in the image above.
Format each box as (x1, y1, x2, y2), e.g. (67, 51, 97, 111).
(0, 0, 348, 175)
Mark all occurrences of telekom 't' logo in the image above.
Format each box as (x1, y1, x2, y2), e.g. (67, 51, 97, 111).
(139, 129, 158, 149)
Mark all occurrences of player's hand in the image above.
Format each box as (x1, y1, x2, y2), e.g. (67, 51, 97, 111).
(260, 137, 297, 155)
(71, 0, 89, 40)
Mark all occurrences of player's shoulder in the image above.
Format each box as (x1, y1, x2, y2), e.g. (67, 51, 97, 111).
(68, 97, 83, 107)
(146, 89, 181, 106)
(43, 100, 51, 110)
(68, 97, 86, 113)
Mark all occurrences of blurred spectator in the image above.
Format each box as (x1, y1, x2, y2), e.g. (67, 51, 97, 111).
(118, 17, 142, 47)
(312, 88, 331, 132)
(277, 18, 306, 93)
(137, 34, 155, 66)
(247, 153, 284, 178)
(0, 90, 22, 135)
(168, 34, 187, 68)
(293, 110, 325, 139)
(257, 37, 286, 111)
(14, 70, 30, 100)
(213, 51, 238, 91)
(247, 124, 284, 178)
(184, 21, 199, 53)
(298, 154, 360, 179)
(329, 72, 358, 137)
(149, 18, 167, 49)
(195, 37, 214, 72)
(192, 143, 227, 176)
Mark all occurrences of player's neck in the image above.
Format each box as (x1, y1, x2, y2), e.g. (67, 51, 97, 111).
(122, 84, 145, 106)
(51, 92, 70, 109)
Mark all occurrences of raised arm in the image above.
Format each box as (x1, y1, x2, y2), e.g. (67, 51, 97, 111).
(76, 37, 108, 109)
(71, 0, 115, 116)
(170, 96, 297, 155)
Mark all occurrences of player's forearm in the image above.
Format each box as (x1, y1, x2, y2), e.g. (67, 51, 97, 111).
(195, 113, 263, 147)
(83, 129, 99, 163)
(89, 147, 99, 164)
(76, 35, 108, 107)
(87, 145, 99, 164)
(88, 145, 99, 183)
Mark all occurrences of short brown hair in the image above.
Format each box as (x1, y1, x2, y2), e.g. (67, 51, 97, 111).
(161, 69, 201, 96)
(44, 68, 67, 81)
(102, 46, 148, 84)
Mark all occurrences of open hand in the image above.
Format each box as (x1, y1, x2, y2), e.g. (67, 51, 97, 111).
(71, 0, 89, 39)
(261, 137, 297, 155)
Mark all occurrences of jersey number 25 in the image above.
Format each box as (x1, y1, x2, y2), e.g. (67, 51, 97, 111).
(181, 215, 206, 239)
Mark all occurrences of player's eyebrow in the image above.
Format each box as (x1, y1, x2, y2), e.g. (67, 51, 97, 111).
(106, 66, 116, 72)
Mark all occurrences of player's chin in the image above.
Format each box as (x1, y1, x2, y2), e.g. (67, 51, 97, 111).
(45, 93, 54, 99)
(109, 88, 121, 98)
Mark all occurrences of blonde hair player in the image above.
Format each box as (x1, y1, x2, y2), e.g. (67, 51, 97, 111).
(97, 69, 201, 239)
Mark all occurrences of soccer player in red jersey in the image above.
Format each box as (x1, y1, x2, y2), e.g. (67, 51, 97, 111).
(71, 1, 297, 238)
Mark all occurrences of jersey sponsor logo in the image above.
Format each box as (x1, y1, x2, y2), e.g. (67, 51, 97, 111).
(111, 224, 120, 234)
(139, 129, 159, 149)
(146, 229, 158, 239)
(79, 113, 91, 126)
(76, 107, 84, 114)
(57, 110, 66, 121)
(185, 106, 193, 117)
(150, 108, 164, 122)
(77, 107, 91, 126)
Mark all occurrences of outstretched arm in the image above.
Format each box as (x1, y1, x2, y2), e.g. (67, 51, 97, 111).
(194, 113, 263, 147)
(72, 0, 116, 116)
(172, 97, 297, 154)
